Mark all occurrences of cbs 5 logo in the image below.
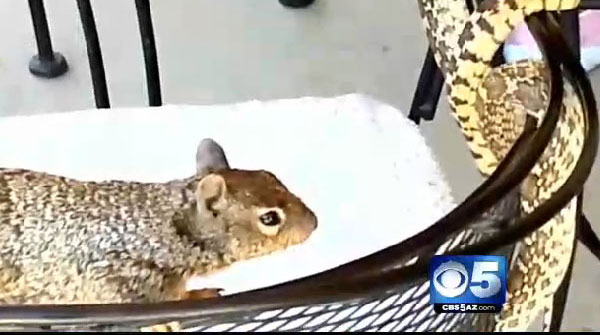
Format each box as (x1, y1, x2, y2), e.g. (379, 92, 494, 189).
(432, 261, 502, 299)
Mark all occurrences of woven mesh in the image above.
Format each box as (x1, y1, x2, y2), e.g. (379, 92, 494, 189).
(0, 194, 519, 332)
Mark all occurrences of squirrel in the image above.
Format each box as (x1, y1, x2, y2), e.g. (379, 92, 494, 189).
(0, 138, 317, 305)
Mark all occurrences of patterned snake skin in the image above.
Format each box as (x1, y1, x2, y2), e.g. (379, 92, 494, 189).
(416, 0, 586, 331)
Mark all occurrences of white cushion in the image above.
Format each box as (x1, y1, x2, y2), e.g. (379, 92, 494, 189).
(0, 93, 455, 295)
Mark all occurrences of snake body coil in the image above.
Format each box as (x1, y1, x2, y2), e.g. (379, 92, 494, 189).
(416, 0, 586, 331)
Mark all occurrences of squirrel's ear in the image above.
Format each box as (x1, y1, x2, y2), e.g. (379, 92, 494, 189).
(195, 173, 227, 210)
(196, 138, 230, 176)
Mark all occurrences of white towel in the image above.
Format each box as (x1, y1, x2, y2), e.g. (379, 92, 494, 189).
(0, 93, 455, 295)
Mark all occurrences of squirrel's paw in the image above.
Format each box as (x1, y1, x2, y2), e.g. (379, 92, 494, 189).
(183, 288, 224, 300)
(140, 321, 181, 332)
(138, 288, 223, 331)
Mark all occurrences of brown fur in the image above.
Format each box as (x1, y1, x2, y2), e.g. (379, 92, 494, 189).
(0, 161, 317, 304)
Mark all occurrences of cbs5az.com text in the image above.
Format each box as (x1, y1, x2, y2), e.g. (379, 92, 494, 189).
(434, 303, 500, 313)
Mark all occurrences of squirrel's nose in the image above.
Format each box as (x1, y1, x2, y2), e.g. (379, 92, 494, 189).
(306, 210, 318, 231)
(289, 210, 318, 245)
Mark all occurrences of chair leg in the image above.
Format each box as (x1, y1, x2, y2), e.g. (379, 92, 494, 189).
(545, 189, 600, 332)
(557, 8, 600, 262)
(408, 49, 445, 124)
(544, 12, 589, 332)
(407, 0, 495, 126)
(27, 0, 68, 78)
(577, 214, 600, 262)
(545, 238, 576, 331)
(278, 0, 314, 8)
(558, 9, 581, 59)
(406, 48, 502, 126)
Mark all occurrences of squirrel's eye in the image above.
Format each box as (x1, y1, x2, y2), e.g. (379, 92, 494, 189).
(259, 211, 281, 226)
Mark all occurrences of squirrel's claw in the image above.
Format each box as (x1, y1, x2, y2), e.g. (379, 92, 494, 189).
(139, 288, 223, 332)
(140, 321, 181, 332)
(184, 288, 224, 300)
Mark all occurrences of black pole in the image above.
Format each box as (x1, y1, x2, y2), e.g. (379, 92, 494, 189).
(581, 0, 600, 9)
(547, 8, 582, 332)
(407, 0, 485, 125)
(558, 9, 581, 59)
(27, 0, 68, 78)
(76, 0, 110, 109)
(408, 49, 444, 124)
(549, 225, 576, 331)
(279, 0, 315, 8)
(134, 0, 162, 107)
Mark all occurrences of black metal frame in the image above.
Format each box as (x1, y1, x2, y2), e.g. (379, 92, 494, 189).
(8, 0, 599, 332)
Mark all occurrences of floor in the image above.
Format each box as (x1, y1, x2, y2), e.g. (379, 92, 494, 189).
(0, 0, 598, 331)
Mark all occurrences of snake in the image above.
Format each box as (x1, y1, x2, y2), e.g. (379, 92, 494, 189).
(416, 0, 586, 331)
